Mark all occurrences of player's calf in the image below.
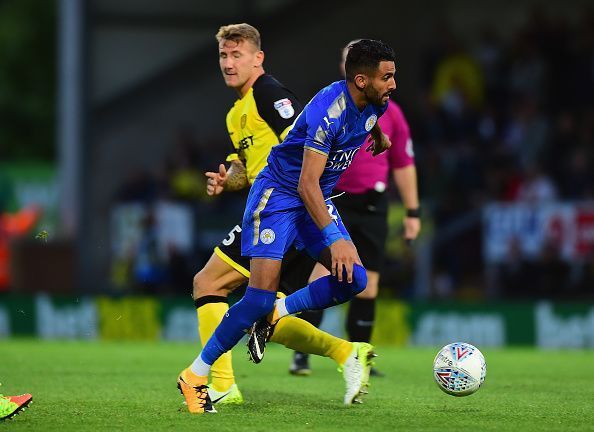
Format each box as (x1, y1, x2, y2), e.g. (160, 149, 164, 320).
(202, 286, 276, 365)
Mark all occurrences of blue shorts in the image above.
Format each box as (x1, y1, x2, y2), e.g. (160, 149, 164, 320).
(241, 176, 351, 261)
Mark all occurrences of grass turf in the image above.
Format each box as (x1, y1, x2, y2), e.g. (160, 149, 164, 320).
(1, 339, 593, 431)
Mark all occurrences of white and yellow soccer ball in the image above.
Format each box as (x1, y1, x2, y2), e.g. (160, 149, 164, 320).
(433, 342, 486, 396)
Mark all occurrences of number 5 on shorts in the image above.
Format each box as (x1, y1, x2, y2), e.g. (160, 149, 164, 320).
(222, 225, 242, 246)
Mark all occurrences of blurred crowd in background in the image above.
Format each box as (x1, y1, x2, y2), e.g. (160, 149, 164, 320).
(412, 8, 594, 300)
(417, 12, 594, 208)
(2, 3, 594, 301)
(106, 7, 594, 300)
(110, 127, 244, 295)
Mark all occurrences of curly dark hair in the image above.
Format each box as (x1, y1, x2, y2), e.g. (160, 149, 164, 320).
(345, 39, 395, 81)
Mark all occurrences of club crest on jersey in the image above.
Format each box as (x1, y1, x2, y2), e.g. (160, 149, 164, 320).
(274, 98, 295, 119)
(365, 114, 377, 132)
(260, 228, 275, 244)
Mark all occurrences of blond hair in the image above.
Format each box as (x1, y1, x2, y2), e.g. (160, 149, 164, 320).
(216, 23, 261, 50)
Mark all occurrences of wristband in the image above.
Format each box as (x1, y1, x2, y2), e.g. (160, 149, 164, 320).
(406, 208, 421, 218)
(321, 222, 343, 246)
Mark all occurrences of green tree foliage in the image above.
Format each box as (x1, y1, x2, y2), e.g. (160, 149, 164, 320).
(0, 0, 56, 160)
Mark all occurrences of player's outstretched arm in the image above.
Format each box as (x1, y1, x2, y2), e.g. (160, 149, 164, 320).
(205, 160, 248, 195)
(367, 122, 391, 156)
(298, 149, 358, 283)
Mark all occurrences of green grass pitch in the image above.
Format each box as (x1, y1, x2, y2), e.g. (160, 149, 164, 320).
(1, 340, 593, 431)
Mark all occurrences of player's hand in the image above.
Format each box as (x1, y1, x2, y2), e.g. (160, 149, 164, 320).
(205, 164, 228, 196)
(329, 238, 359, 283)
(403, 217, 421, 245)
(366, 133, 392, 156)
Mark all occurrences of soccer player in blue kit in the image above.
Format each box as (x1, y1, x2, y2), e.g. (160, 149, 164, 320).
(177, 39, 396, 414)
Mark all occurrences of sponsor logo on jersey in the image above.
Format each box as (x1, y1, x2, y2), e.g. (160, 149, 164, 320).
(365, 114, 377, 132)
(325, 148, 359, 171)
(240, 114, 247, 129)
(274, 98, 295, 119)
(238, 136, 254, 151)
(260, 228, 275, 244)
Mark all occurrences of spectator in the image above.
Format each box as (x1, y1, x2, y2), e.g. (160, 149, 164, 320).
(516, 164, 557, 203)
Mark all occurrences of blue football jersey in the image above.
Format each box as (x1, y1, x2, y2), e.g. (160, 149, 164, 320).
(263, 80, 387, 198)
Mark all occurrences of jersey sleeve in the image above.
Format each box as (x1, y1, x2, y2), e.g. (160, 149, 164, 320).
(252, 81, 302, 140)
(303, 98, 339, 156)
(224, 134, 240, 162)
(387, 103, 415, 169)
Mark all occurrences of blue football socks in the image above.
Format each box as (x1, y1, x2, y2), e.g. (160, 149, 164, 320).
(284, 263, 367, 314)
(200, 286, 276, 366)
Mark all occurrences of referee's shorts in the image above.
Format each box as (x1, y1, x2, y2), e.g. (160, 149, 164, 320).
(332, 190, 389, 273)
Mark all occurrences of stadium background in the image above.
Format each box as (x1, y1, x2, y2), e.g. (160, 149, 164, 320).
(1, 0, 594, 351)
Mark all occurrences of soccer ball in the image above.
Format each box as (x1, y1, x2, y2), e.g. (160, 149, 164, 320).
(433, 342, 486, 397)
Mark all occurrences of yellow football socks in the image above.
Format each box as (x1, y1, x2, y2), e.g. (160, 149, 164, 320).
(270, 316, 352, 365)
(197, 302, 235, 392)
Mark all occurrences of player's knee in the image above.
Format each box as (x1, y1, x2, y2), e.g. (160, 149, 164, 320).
(333, 264, 368, 303)
(232, 287, 276, 328)
(193, 270, 227, 298)
(351, 264, 368, 295)
(192, 271, 209, 298)
(246, 287, 276, 316)
(192, 272, 201, 296)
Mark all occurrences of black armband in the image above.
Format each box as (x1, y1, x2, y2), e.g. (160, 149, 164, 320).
(406, 208, 421, 218)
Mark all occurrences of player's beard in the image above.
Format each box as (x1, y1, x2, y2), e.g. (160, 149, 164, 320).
(365, 85, 388, 106)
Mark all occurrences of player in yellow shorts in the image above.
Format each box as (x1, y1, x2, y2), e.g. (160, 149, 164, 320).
(180, 23, 372, 412)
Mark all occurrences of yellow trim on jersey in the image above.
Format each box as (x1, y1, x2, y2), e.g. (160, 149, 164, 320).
(304, 146, 328, 156)
(226, 88, 288, 184)
(213, 246, 250, 278)
(252, 187, 274, 245)
(225, 153, 239, 162)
